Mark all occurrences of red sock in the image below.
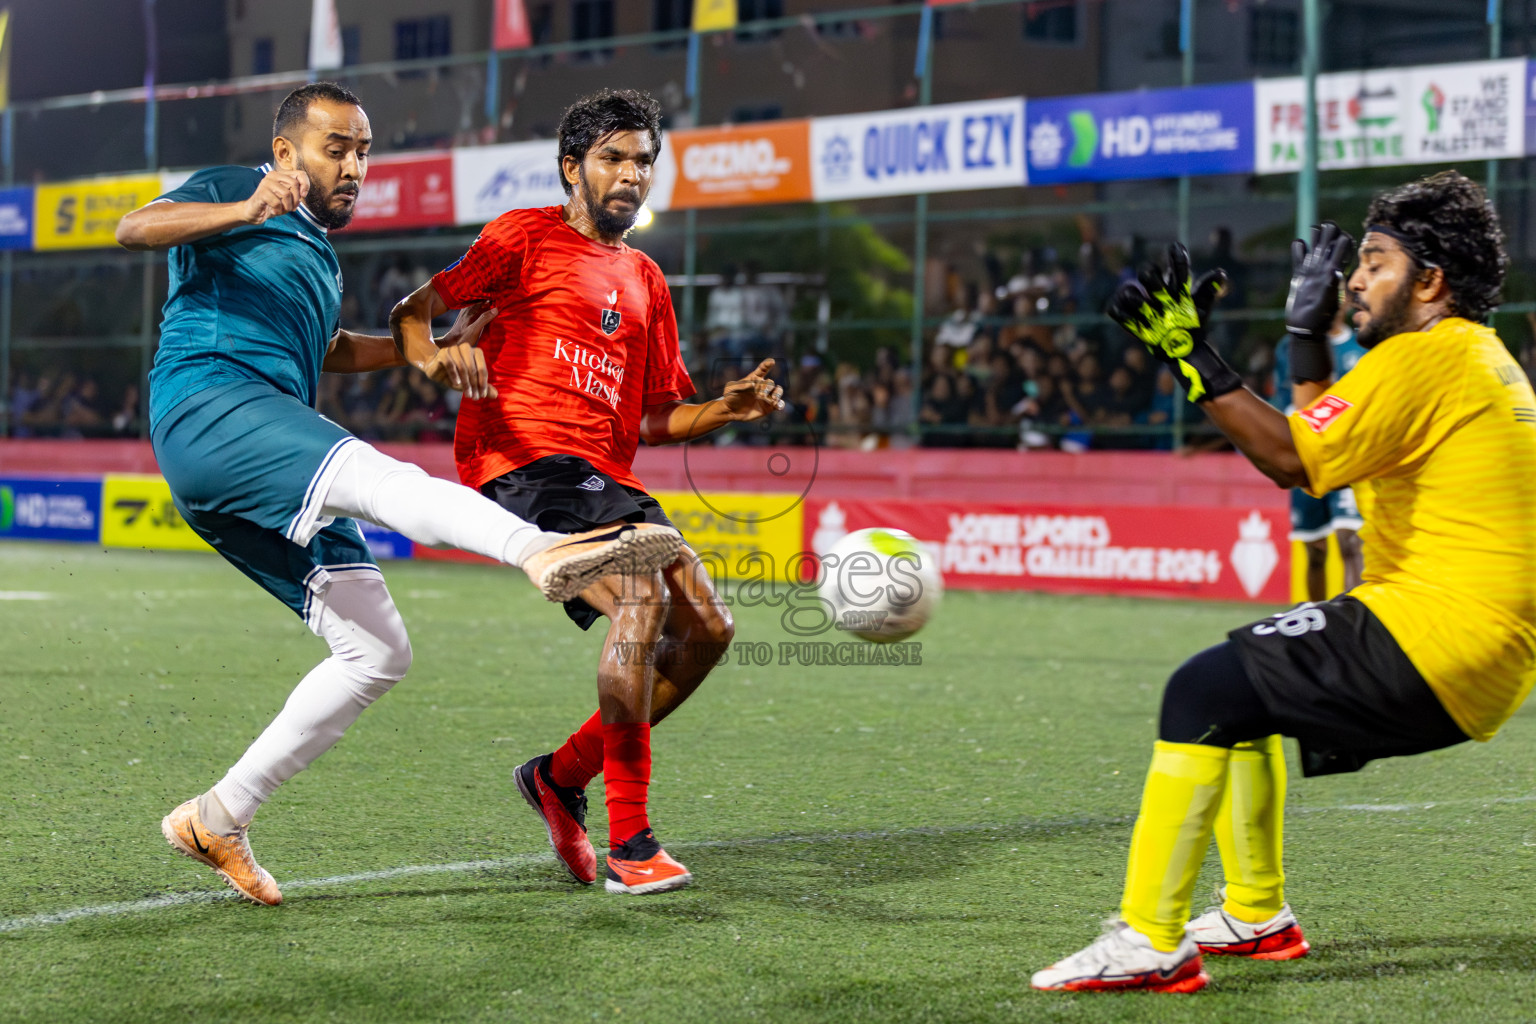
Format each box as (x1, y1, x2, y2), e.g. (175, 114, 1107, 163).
(549, 710, 604, 790)
(603, 721, 651, 849)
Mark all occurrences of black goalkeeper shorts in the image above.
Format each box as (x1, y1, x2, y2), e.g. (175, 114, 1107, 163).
(479, 454, 677, 631)
(1228, 595, 1470, 776)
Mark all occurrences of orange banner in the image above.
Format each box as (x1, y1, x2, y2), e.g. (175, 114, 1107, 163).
(667, 120, 813, 209)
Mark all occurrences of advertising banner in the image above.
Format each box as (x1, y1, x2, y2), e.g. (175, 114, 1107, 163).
(804, 498, 1289, 603)
(0, 476, 101, 542)
(660, 120, 814, 210)
(1527, 59, 1536, 155)
(652, 490, 804, 582)
(1025, 83, 1253, 184)
(1256, 59, 1525, 174)
(357, 519, 413, 560)
(452, 139, 565, 226)
(809, 97, 1026, 202)
(0, 186, 32, 250)
(1256, 68, 1411, 173)
(33, 174, 162, 250)
(350, 152, 455, 231)
(1408, 59, 1525, 163)
(100, 474, 212, 552)
(412, 490, 803, 577)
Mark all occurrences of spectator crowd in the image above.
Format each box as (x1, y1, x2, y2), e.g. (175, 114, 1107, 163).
(7, 233, 1280, 450)
(767, 234, 1262, 451)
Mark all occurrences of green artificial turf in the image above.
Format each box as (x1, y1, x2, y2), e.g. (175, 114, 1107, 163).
(1, 543, 1533, 1023)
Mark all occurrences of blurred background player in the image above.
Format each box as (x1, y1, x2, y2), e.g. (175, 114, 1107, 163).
(117, 82, 681, 906)
(1034, 172, 1536, 993)
(393, 90, 784, 895)
(1272, 306, 1367, 599)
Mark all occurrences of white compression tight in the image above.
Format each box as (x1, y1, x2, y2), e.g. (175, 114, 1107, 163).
(214, 570, 411, 824)
(213, 445, 551, 824)
(320, 442, 545, 567)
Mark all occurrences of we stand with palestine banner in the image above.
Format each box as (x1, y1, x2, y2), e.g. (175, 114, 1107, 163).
(13, 56, 1536, 248)
(1255, 59, 1527, 172)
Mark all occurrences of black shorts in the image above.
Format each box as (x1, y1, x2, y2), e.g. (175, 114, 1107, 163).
(1229, 595, 1470, 777)
(480, 454, 677, 631)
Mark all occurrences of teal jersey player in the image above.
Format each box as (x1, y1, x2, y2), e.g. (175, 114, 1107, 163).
(1272, 319, 1367, 599)
(148, 162, 342, 429)
(119, 82, 680, 909)
(1270, 324, 1367, 415)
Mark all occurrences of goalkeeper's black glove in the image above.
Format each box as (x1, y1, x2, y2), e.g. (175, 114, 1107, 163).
(1283, 221, 1354, 383)
(1106, 243, 1239, 403)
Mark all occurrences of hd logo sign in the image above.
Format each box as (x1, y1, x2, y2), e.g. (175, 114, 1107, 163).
(0, 477, 102, 542)
(1025, 83, 1253, 185)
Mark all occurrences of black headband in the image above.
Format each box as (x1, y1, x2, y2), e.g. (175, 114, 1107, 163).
(1364, 224, 1440, 269)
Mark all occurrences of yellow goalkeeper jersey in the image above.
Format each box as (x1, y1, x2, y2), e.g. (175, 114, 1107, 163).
(1289, 317, 1536, 741)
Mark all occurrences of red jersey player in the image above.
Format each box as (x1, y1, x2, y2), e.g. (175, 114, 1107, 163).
(392, 89, 783, 894)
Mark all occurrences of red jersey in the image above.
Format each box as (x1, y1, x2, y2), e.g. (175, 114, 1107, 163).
(431, 206, 695, 491)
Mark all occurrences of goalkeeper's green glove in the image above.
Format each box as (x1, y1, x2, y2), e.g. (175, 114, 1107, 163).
(1106, 243, 1241, 403)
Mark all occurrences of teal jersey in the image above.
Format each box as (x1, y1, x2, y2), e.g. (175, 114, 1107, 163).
(147, 164, 342, 429)
(1271, 327, 1367, 413)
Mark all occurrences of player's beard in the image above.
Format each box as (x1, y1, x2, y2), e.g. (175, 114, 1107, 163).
(294, 155, 360, 230)
(1352, 274, 1416, 349)
(579, 166, 641, 238)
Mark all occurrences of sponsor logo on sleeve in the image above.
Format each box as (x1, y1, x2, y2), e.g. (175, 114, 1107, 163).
(1298, 394, 1353, 433)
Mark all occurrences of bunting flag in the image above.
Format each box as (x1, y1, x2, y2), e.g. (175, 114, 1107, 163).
(692, 0, 736, 32)
(0, 9, 12, 111)
(493, 0, 531, 50)
(308, 0, 342, 71)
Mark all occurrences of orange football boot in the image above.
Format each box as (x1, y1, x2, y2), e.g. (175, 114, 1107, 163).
(522, 523, 682, 602)
(161, 798, 283, 906)
(605, 829, 693, 895)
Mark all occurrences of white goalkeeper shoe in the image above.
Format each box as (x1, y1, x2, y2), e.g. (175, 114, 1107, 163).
(1032, 920, 1209, 993)
(1186, 893, 1310, 960)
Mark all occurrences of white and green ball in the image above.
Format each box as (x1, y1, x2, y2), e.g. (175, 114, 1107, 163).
(817, 527, 943, 642)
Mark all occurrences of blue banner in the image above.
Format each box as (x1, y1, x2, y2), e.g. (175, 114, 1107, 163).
(0, 186, 31, 250)
(1526, 59, 1536, 156)
(357, 518, 413, 560)
(0, 477, 103, 542)
(1025, 83, 1254, 185)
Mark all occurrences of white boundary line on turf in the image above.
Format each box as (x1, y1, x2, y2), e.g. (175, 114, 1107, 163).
(0, 854, 551, 934)
(3, 793, 1533, 935)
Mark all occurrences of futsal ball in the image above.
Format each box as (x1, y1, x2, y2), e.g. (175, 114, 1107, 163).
(817, 527, 943, 642)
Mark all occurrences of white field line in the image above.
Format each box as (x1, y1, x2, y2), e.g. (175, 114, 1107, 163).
(3, 793, 1533, 935)
(0, 591, 52, 600)
(0, 854, 552, 934)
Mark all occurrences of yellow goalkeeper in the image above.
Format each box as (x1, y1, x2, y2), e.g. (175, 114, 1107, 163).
(1034, 170, 1536, 994)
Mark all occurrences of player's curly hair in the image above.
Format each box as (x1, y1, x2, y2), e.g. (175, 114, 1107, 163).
(1364, 170, 1507, 323)
(556, 89, 663, 195)
(273, 82, 363, 140)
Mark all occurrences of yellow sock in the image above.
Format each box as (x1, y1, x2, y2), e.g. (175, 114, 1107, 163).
(1120, 741, 1231, 952)
(1214, 733, 1287, 923)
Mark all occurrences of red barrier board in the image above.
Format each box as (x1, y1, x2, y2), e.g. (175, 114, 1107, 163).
(349, 153, 454, 231)
(0, 442, 1283, 510)
(804, 497, 1289, 603)
(410, 544, 497, 566)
